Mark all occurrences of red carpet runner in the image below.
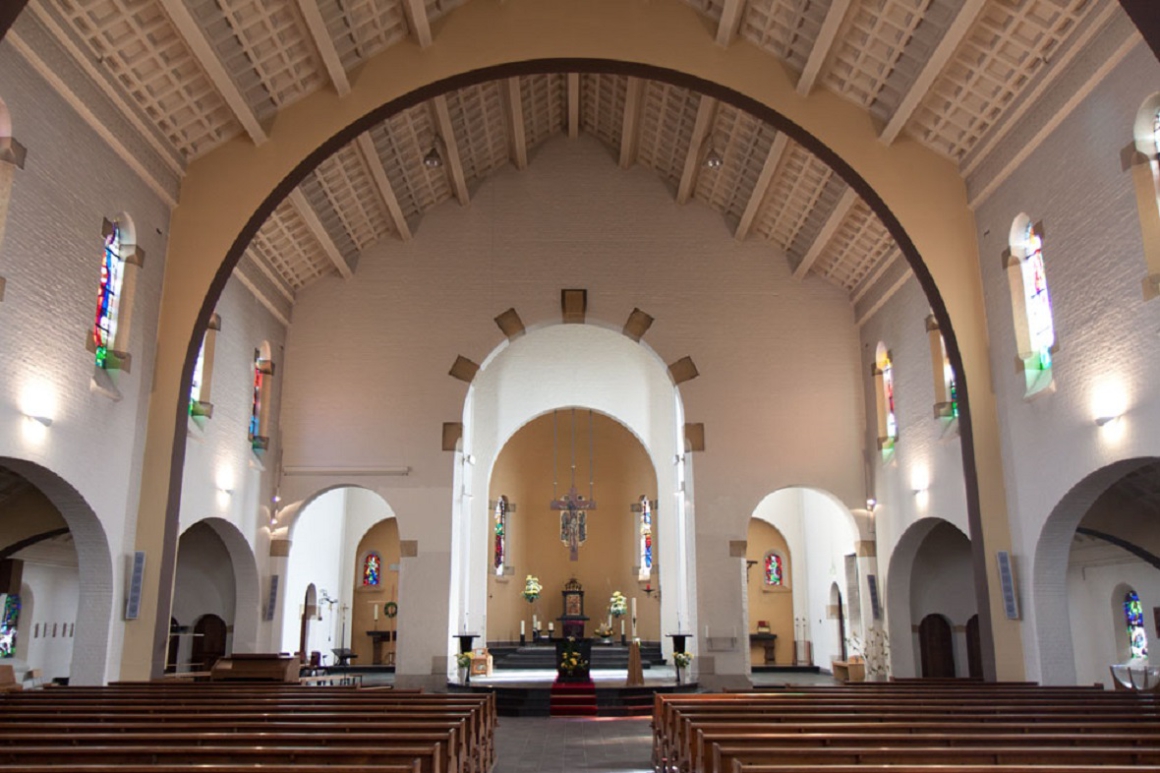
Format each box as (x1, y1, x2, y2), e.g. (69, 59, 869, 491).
(549, 678, 597, 717)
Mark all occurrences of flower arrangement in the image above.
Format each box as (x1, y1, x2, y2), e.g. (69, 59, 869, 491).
(455, 652, 473, 670)
(559, 637, 588, 675)
(672, 651, 694, 669)
(593, 623, 613, 638)
(609, 590, 628, 617)
(522, 575, 542, 603)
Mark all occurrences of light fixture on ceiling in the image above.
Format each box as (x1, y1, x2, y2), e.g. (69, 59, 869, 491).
(704, 148, 724, 169)
(424, 134, 446, 169)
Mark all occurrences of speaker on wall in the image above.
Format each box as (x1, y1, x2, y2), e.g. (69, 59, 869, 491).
(264, 575, 280, 621)
(124, 551, 146, 620)
(997, 550, 1020, 620)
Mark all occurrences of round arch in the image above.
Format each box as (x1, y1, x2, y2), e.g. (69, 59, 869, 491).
(1034, 457, 1160, 685)
(130, 13, 1012, 676)
(459, 323, 690, 662)
(0, 457, 112, 685)
(179, 517, 261, 654)
(886, 517, 972, 679)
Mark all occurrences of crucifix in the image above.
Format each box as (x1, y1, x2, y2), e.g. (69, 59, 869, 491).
(551, 485, 596, 561)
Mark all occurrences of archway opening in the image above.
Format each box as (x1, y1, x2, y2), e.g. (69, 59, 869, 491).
(745, 519, 792, 668)
(172, 520, 239, 672)
(0, 460, 111, 685)
(351, 518, 400, 667)
(486, 410, 660, 645)
(281, 486, 397, 667)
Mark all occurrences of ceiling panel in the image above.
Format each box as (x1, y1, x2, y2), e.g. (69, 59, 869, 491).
(519, 73, 567, 151)
(752, 141, 837, 254)
(299, 141, 395, 261)
(813, 198, 898, 290)
(443, 82, 510, 187)
(740, 0, 833, 74)
(367, 104, 454, 221)
(245, 198, 335, 291)
(49, 0, 241, 158)
(635, 81, 701, 191)
(580, 73, 628, 154)
(694, 104, 780, 224)
(318, 0, 409, 71)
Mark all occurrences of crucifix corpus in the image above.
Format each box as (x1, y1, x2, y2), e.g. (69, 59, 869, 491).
(551, 485, 596, 561)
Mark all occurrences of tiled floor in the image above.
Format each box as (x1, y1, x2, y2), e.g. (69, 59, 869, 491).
(493, 716, 654, 773)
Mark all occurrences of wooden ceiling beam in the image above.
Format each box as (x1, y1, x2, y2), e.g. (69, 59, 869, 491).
(734, 132, 788, 240)
(676, 95, 717, 204)
(432, 95, 470, 205)
(401, 0, 432, 48)
(793, 187, 857, 280)
(155, 0, 266, 144)
(797, 0, 853, 96)
(506, 77, 528, 170)
(716, 0, 745, 47)
(294, 0, 350, 96)
(567, 73, 580, 139)
(880, 0, 986, 144)
(355, 133, 411, 241)
(619, 77, 643, 168)
(288, 189, 353, 278)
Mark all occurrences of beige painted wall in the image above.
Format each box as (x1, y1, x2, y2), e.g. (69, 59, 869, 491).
(486, 411, 659, 641)
(746, 519, 793, 666)
(349, 518, 401, 667)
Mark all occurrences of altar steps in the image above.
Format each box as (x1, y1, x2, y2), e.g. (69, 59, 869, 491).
(489, 642, 665, 670)
(462, 682, 700, 717)
(549, 680, 597, 717)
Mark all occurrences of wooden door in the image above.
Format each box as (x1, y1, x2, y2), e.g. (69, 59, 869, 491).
(192, 614, 227, 671)
(918, 613, 955, 678)
(965, 614, 982, 679)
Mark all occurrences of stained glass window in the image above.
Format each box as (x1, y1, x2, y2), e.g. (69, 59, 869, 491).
(0, 594, 19, 659)
(638, 496, 653, 582)
(764, 551, 783, 587)
(362, 552, 381, 587)
(249, 350, 263, 443)
(940, 335, 959, 419)
(494, 495, 508, 576)
(1125, 590, 1148, 659)
(191, 340, 206, 407)
(876, 345, 897, 452)
(94, 223, 124, 369)
(1019, 223, 1054, 372)
(1153, 109, 1160, 156)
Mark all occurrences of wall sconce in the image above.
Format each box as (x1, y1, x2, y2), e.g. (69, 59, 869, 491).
(1095, 414, 1121, 427)
(24, 414, 52, 428)
(865, 497, 877, 512)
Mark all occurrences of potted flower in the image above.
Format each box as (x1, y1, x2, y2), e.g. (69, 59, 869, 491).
(522, 575, 541, 603)
(673, 651, 693, 685)
(455, 651, 473, 684)
(593, 623, 613, 643)
(557, 637, 589, 681)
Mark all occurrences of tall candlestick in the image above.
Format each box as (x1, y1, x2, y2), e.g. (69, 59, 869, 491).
(631, 597, 637, 618)
(520, 620, 526, 635)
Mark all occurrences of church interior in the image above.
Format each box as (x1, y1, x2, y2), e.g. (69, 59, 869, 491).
(2, 0, 1160, 766)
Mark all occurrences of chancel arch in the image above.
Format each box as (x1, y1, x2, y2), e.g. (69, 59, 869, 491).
(461, 323, 691, 675)
(486, 410, 660, 644)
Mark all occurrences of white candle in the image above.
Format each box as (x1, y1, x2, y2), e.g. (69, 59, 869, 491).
(533, 614, 538, 629)
(621, 620, 625, 635)
(631, 598, 637, 618)
(373, 603, 379, 621)
(520, 620, 526, 635)
(548, 622, 554, 633)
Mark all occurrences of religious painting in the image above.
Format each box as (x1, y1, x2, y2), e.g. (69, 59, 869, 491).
(566, 593, 582, 617)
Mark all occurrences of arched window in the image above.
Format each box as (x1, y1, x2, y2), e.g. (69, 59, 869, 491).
(925, 315, 958, 419)
(1132, 96, 1160, 300)
(873, 343, 897, 453)
(638, 495, 653, 582)
(1005, 215, 1055, 396)
(89, 215, 143, 374)
(190, 314, 221, 419)
(249, 342, 274, 451)
(763, 550, 784, 587)
(361, 552, 382, 587)
(0, 593, 19, 658)
(493, 495, 508, 576)
(0, 94, 25, 301)
(1125, 590, 1148, 659)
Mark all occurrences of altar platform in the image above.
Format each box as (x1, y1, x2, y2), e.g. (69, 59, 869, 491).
(452, 667, 699, 716)
(486, 641, 666, 670)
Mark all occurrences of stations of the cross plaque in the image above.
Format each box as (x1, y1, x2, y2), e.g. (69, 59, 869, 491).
(550, 485, 596, 561)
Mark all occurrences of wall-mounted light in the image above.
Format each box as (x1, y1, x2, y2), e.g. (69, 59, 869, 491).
(865, 497, 877, 512)
(24, 414, 52, 428)
(464, 454, 475, 465)
(1095, 414, 1121, 427)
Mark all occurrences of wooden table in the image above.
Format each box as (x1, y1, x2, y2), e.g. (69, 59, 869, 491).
(831, 659, 865, 682)
(749, 634, 777, 665)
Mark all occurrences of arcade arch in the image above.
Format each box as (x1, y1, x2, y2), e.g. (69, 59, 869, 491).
(887, 517, 976, 679)
(0, 459, 112, 685)
(748, 487, 859, 673)
(280, 486, 397, 666)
